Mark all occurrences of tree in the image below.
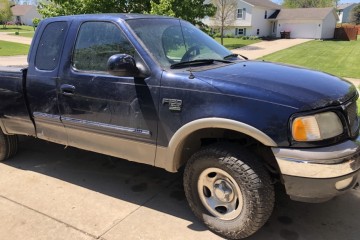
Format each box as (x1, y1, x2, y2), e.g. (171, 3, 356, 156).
(32, 17, 40, 30)
(212, 0, 237, 45)
(150, 0, 175, 17)
(39, 0, 154, 18)
(150, 0, 216, 26)
(351, 4, 360, 25)
(282, 0, 338, 8)
(0, 0, 13, 28)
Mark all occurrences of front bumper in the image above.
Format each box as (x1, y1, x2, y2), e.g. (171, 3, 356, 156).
(272, 138, 360, 203)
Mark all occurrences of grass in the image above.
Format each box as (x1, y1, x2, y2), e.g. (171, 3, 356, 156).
(0, 40, 30, 56)
(215, 37, 261, 49)
(261, 40, 360, 79)
(9, 32, 35, 38)
(0, 25, 34, 32)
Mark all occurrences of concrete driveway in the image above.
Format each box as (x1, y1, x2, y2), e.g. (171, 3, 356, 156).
(232, 39, 313, 60)
(0, 137, 359, 240)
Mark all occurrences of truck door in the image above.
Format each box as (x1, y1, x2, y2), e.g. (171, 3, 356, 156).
(57, 21, 159, 165)
(26, 21, 69, 145)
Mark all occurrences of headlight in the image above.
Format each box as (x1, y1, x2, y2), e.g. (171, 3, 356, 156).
(292, 112, 343, 142)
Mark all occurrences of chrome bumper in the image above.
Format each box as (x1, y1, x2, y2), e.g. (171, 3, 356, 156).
(272, 138, 360, 179)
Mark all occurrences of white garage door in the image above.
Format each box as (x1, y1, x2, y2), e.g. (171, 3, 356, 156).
(283, 22, 321, 39)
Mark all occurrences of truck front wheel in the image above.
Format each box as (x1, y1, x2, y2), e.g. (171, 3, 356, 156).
(0, 130, 18, 161)
(183, 144, 274, 239)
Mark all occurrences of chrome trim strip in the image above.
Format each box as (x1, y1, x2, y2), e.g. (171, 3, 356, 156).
(272, 139, 360, 178)
(33, 112, 60, 119)
(33, 112, 151, 138)
(61, 116, 151, 137)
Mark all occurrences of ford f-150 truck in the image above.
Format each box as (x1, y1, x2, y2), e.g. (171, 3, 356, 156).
(0, 14, 359, 239)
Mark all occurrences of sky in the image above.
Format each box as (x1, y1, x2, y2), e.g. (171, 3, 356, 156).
(272, 0, 360, 4)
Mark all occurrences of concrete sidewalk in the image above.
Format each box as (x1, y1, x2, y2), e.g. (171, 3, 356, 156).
(0, 138, 359, 240)
(0, 55, 27, 67)
(0, 32, 32, 45)
(231, 38, 312, 60)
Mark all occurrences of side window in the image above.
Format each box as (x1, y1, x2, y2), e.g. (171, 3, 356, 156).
(73, 21, 135, 72)
(35, 21, 68, 70)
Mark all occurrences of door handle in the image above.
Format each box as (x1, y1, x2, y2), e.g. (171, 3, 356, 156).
(60, 84, 75, 96)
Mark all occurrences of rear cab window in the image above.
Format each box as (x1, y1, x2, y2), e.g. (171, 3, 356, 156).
(35, 21, 68, 71)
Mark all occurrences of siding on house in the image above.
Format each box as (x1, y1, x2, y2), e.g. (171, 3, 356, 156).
(11, 5, 41, 25)
(322, 11, 337, 38)
(202, 1, 337, 39)
(203, 0, 280, 37)
(337, 3, 358, 23)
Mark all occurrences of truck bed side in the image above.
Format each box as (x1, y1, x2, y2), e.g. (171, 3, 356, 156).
(0, 66, 35, 136)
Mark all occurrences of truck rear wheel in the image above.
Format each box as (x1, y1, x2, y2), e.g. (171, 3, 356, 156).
(183, 144, 274, 239)
(0, 130, 18, 161)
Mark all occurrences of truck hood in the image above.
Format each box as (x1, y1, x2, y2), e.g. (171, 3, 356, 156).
(193, 61, 357, 111)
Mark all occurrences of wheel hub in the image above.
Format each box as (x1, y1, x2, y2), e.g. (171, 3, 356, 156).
(197, 167, 244, 220)
(214, 179, 234, 203)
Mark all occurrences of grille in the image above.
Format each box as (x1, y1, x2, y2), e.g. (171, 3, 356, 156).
(346, 101, 359, 136)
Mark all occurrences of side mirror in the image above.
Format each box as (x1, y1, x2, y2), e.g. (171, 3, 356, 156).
(107, 54, 139, 77)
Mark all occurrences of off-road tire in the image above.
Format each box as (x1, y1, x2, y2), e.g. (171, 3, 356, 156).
(0, 130, 18, 161)
(183, 144, 274, 239)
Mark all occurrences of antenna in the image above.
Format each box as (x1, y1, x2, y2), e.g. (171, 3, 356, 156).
(178, 20, 194, 79)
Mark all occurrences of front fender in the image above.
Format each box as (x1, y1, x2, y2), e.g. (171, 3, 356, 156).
(155, 117, 277, 172)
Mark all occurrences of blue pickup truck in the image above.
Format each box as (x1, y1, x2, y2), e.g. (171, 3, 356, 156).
(0, 14, 359, 239)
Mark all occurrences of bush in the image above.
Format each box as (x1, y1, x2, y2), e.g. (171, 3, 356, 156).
(32, 18, 41, 27)
(213, 33, 221, 38)
(249, 36, 260, 40)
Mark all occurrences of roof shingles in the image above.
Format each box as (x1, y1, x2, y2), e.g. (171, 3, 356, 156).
(11, 5, 36, 16)
(275, 7, 335, 20)
(243, 0, 281, 9)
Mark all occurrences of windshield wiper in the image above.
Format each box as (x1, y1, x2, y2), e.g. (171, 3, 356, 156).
(223, 53, 248, 60)
(170, 59, 232, 69)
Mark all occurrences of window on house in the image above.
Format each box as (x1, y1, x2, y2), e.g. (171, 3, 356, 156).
(237, 9, 243, 19)
(265, 11, 268, 19)
(237, 8, 246, 19)
(236, 28, 246, 35)
(257, 29, 260, 35)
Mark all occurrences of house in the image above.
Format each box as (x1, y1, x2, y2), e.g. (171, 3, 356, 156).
(203, 0, 281, 37)
(10, 4, 41, 25)
(337, 3, 358, 23)
(271, 8, 339, 39)
(202, 0, 338, 39)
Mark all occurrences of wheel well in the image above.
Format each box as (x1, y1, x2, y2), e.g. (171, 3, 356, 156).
(176, 128, 280, 176)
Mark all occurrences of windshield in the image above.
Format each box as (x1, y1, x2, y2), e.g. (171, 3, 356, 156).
(126, 18, 233, 69)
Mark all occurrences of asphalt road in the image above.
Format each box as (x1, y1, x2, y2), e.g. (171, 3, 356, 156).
(0, 137, 359, 240)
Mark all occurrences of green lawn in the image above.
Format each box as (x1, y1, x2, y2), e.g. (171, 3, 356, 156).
(261, 40, 360, 79)
(0, 25, 34, 32)
(0, 40, 30, 56)
(215, 38, 261, 49)
(9, 32, 35, 38)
